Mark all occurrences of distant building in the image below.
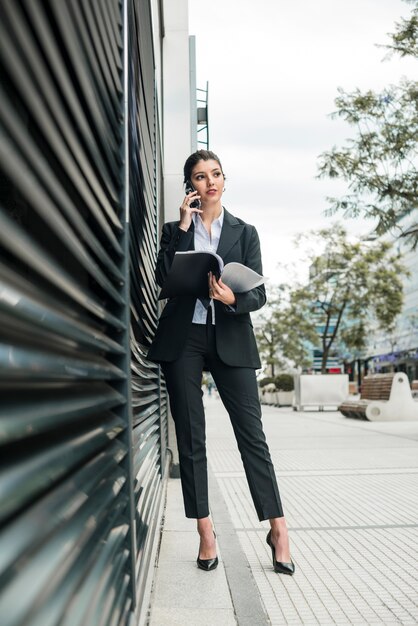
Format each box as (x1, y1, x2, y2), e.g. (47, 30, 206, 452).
(308, 262, 343, 373)
(367, 219, 418, 382)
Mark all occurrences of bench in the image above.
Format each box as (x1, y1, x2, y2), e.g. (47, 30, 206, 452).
(338, 372, 418, 421)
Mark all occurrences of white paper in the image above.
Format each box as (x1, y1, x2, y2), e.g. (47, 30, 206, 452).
(221, 262, 264, 293)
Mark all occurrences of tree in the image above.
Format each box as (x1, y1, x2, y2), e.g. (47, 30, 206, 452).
(384, 0, 418, 58)
(256, 286, 318, 374)
(294, 225, 408, 373)
(318, 1, 418, 245)
(258, 225, 408, 375)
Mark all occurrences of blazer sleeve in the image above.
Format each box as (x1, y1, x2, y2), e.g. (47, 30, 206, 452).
(224, 225, 267, 315)
(155, 222, 194, 287)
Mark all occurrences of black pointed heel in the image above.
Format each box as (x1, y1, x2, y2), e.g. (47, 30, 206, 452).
(266, 529, 295, 575)
(197, 530, 218, 571)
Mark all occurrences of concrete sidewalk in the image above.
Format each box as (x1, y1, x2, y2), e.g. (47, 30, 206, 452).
(149, 396, 418, 625)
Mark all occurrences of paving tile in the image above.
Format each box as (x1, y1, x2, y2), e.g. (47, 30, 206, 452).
(215, 467, 418, 531)
(149, 607, 236, 626)
(151, 561, 233, 610)
(158, 530, 198, 562)
(150, 396, 418, 626)
(210, 445, 418, 474)
(204, 397, 418, 626)
(162, 506, 196, 532)
(159, 480, 198, 532)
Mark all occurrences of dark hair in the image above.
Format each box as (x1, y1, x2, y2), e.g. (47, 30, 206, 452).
(183, 150, 225, 184)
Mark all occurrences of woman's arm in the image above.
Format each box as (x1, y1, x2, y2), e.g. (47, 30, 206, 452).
(155, 189, 202, 287)
(155, 223, 193, 287)
(223, 226, 267, 314)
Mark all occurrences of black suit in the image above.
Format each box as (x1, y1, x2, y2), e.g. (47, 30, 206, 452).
(148, 209, 264, 367)
(148, 209, 284, 521)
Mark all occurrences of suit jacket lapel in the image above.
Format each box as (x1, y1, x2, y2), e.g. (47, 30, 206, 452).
(216, 208, 245, 260)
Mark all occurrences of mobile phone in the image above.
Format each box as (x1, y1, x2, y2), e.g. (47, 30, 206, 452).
(185, 180, 201, 209)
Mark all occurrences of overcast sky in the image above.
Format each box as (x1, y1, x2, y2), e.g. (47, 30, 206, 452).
(188, 0, 416, 284)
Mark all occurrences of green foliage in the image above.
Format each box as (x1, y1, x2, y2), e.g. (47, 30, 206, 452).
(318, 2, 418, 244)
(258, 377, 275, 387)
(256, 284, 317, 374)
(258, 225, 408, 374)
(384, 0, 418, 58)
(274, 374, 294, 392)
(258, 374, 294, 391)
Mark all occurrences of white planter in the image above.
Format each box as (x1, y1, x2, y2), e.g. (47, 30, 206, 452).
(294, 374, 349, 411)
(277, 391, 294, 406)
(264, 391, 277, 405)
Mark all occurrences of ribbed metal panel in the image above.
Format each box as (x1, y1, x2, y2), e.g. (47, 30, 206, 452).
(0, 0, 166, 624)
(127, 0, 167, 613)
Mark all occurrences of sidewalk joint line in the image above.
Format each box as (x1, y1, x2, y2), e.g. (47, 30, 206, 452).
(236, 523, 418, 532)
(208, 467, 270, 626)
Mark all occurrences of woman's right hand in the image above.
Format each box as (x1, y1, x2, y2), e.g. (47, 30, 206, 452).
(179, 190, 202, 231)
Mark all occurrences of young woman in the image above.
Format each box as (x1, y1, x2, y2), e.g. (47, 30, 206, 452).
(148, 150, 295, 575)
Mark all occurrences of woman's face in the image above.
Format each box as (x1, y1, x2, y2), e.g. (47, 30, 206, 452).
(190, 159, 224, 205)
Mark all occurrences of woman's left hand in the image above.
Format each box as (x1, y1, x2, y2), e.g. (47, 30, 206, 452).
(209, 272, 236, 306)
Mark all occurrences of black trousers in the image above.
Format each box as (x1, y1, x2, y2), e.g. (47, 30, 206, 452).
(161, 320, 284, 521)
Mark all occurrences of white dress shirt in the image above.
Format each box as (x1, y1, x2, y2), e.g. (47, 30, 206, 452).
(192, 209, 224, 324)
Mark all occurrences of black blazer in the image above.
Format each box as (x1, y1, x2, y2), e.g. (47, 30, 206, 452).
(147, 208, 266, 368)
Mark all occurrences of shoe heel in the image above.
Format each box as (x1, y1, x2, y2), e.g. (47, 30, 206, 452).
(266, 529, 295, 576)
(197, 529, 218, 571)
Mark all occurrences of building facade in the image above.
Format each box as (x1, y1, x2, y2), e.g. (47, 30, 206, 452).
(368, 235, 418, 382)
(0, 1, 195, 624)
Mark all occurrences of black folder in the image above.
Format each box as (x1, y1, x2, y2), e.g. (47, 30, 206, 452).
(159, 252, 221, 299)
(158, 251, 264, 300)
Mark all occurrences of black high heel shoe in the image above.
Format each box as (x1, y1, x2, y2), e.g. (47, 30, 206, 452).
(266, 529, 295, 575)
(197, 530, 218, 571)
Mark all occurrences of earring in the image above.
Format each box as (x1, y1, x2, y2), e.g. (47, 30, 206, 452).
(223, 187, 226, 192)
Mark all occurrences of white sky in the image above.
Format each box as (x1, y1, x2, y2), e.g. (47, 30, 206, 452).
(188, 0, 416, 285)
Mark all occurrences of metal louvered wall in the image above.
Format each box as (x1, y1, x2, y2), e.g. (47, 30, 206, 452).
(0, 1, 166, 625)
(126, 0, 168, 612)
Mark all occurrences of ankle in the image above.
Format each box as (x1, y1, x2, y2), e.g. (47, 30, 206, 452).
(270, 516, 287, 530)
(197, 517, 213, 535)
(270, 518, 289, 541)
